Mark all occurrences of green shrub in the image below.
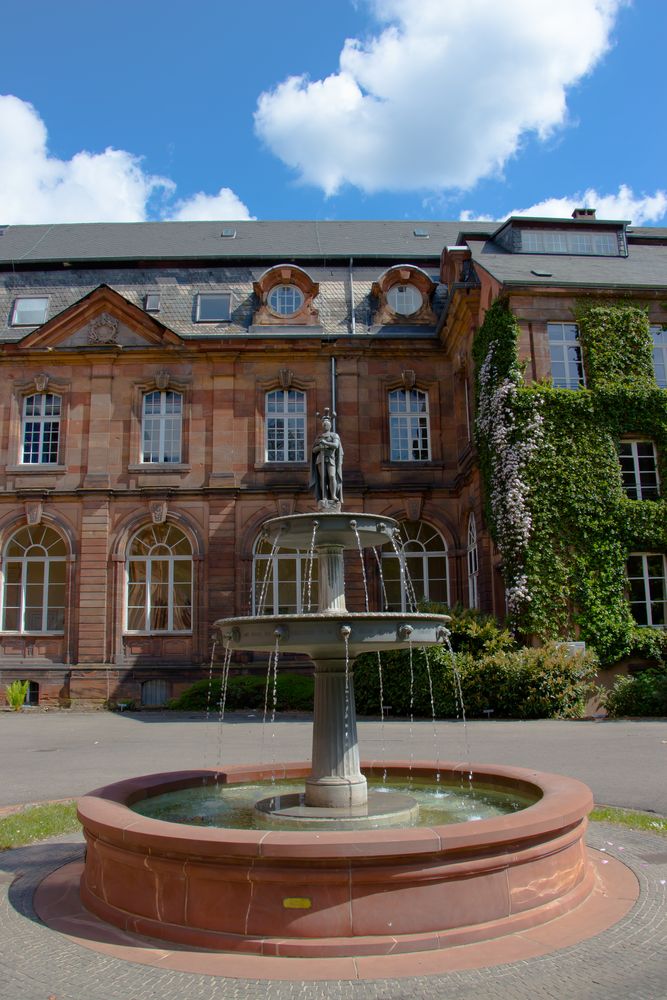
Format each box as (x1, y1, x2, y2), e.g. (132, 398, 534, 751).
(419, 603, 515, 656)
(354, 642, 597, 720)
(170, 672, 314, 713)
(604, 667, 667, 717)
(5, 679, 29, 711)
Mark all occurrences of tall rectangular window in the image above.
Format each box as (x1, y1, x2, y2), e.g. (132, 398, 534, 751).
(265, 389, 306, 462)
(22, 393, 61, 464)
(618, 441, 660, 500)
(389, 388, 430, 461)
(627, 554, 666, 627)
(548, 323, 585, 389)
(141, 390, 182, 463)
(651, 325, 667, 388)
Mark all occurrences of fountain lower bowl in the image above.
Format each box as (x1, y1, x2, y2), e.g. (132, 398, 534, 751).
(77, 761, 594, 957)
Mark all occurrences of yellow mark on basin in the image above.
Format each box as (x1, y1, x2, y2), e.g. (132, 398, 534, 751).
(282, 897, 312, 909)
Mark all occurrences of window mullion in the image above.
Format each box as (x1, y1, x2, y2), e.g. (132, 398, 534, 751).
(145, 560, 152, 631)
(20, 559, 27, 632)
(167, 557, 174, 631)
(632, 444, 642, 499)
(642, 556, 652, 626)
(42, 559, 50, 631)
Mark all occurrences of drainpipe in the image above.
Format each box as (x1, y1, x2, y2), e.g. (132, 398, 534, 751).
(349, 257, 356, 336)
(331, 356, 337, 428)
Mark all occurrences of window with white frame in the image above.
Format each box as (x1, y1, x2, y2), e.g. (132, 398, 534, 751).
(252, 537, 318, 615)
(195, 292, 231, 322)
(126, 524, 192, 632)
(389, 388, 430, 461)
(265, 389, 306, 462)
(2, 525, 66, 633)
(618, 441, 660, 500)
(467, 514, 479, 608)
(381, 521, 448, 611)
(267, 285, 304, 316)
(626, 553, 666, 627)
(141, 390, 182, 463)
(548, 322, 585, 389)
(22, 393, 61, 464)
(651, 325, 667, 388)
(387, 284, 423, 316)
(11, 297, 49, 326)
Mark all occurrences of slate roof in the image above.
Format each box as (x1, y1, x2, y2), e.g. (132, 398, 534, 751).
(468, 237, 667, 290)
(0, 220, 495, 266)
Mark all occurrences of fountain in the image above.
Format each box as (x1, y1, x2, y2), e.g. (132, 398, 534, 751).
(75, 412, 596, 959)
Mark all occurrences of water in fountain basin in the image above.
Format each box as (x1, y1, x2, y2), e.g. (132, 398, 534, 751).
(132, 775, 537, 832)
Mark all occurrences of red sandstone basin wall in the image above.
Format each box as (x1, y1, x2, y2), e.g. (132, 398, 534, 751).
(77, 762, 594, 957)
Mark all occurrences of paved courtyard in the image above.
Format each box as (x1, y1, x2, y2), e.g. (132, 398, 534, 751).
(1, 712, 666, 998)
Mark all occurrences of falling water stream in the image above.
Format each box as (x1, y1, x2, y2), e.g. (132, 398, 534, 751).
(215, 641, 234, 775)
(303, 521, 319, 611)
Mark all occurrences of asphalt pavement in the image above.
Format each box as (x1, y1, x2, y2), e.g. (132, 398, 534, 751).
(1, 710, 665, 813)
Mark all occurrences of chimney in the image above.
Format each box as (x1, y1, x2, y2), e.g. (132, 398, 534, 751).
(572, 207, 596, 220)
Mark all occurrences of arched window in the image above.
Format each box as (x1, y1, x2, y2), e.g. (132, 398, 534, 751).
(126, 524, 192, 633)
(22, 393, 61, 464)
(467, 514, 479, 608)
(2, 525, 67, 632)
(388, 388, 430, 461)
(252, 536, 318, 615)
(265, 389, 306, 462)
(381, 521, 448, 611)
(141, 390, 182, 463)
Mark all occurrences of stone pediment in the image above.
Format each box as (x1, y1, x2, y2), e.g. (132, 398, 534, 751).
(15, 285, 182, 350)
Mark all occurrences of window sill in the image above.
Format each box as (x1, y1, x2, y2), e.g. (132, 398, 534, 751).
(6, 465, 66, 474)
(123, 631, 193, 637)
(381, 460, 442, 469)
(128, 464, 191, 474)
(0, 631, 64, 637)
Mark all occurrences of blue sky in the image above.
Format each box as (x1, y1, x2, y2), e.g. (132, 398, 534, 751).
(0, 0, 665, 225)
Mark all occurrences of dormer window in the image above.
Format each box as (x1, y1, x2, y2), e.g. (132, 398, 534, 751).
(372, 266, 436, 326)
(387, 284, 423, 316)
(253, 266, 319, 327)
(268, 284, 304, 317)
(493, 218, 625, 257)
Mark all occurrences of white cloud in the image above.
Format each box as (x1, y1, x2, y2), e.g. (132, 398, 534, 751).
(170, 187, 254, 221)
(0, 95, 252, 224)
(255, 0, 623, 195)
(461, 185, 667, 225)
(505, 185, 667, 225)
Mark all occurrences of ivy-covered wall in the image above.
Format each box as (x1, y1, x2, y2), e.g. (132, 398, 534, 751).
(473, 298, 667, 665)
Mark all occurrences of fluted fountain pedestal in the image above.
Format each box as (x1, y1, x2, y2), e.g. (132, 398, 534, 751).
(306, 657, 366, 808)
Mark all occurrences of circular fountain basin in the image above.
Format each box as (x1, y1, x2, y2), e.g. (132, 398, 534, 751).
(217, 612, 450, 656)
(78, 761, 594, 957)
(261, 511, 397, 549)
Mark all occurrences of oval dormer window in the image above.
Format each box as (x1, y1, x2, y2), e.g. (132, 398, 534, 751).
(387, 284, 422, 316)
(268, 284, 304, 317)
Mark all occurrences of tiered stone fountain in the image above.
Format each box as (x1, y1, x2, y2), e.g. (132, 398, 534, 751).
(76, 413, 595, 959)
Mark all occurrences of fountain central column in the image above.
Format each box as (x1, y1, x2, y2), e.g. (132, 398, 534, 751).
(304, 543, 368, 809)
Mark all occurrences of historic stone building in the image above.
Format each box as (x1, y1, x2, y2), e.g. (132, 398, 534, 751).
(0, 215, 664, 705)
